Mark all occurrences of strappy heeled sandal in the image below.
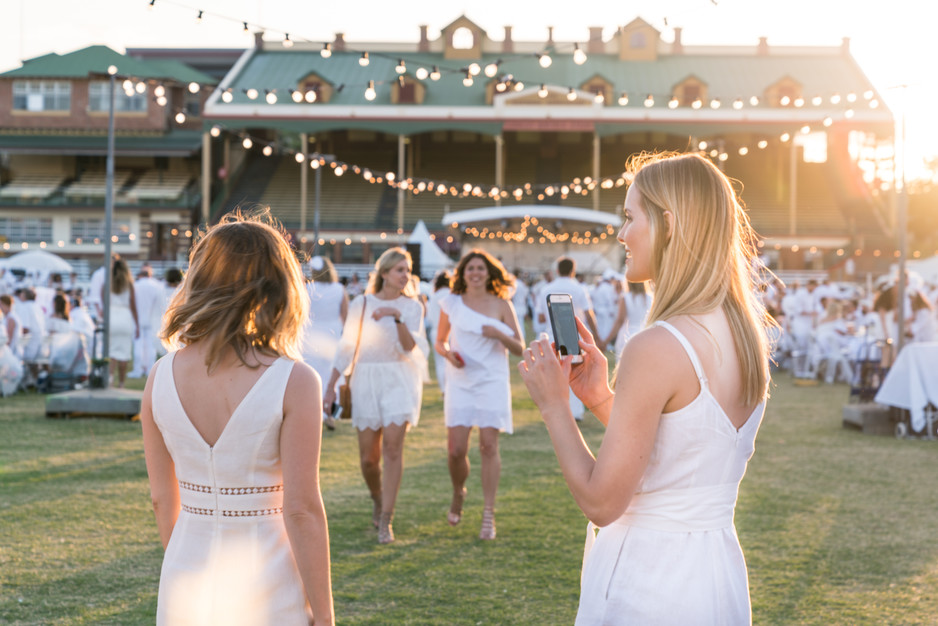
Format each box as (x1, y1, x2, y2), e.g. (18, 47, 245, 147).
(447, 487, 467, 526)
(479, 507, 496, 540)
(378, 512, 395, 544)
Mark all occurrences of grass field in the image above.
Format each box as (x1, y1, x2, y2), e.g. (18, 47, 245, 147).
(1, 363, 937, 624)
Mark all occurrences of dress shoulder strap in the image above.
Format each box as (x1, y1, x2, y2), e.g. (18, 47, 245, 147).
(652, 320, 709, 387)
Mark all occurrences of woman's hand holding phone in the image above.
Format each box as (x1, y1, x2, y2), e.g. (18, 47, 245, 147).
(566, 317, 614, 410)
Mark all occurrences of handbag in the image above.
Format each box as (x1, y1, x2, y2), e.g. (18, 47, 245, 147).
(338, 295, 366, 419)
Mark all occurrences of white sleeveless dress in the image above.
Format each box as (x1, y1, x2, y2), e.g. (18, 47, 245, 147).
(151, 353, 312, 625)
(576, 321, 765, 625)
(440, 294, 514, 433)
(108, 289, 135, 361)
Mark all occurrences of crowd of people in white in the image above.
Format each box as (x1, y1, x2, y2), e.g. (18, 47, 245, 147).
(0, 262, 182, 395)
(759, 273, 938, 386)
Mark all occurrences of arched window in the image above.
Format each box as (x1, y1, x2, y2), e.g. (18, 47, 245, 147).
(452, 27, 474, 49)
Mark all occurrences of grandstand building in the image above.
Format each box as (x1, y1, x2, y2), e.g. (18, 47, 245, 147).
(1, 16, 894, 279)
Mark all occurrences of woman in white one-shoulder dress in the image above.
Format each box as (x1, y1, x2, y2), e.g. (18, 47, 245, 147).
(520, 152, 774, 625)
(435, 249, 524, 540)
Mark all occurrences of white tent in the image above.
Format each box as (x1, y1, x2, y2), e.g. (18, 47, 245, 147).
(907, 256, 938, 285)
(407, 220, 454, 278)
(0, 249, 73, 274)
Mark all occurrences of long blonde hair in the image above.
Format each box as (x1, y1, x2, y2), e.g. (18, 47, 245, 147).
(366, 247, 416, 297)
(161, 209, 308, 371)
(628, 151, 773, 405)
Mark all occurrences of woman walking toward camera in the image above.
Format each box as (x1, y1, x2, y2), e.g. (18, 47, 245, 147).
(140, 212, 333, 625)
(434, 249, 524, 539)
(519, 152, 774, 625)
(323, 247, 427, 544)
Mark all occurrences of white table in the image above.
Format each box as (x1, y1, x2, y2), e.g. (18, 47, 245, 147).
(874, 342, 938, 432)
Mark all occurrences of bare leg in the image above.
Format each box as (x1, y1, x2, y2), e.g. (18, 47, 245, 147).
(478, 428, 501, 510)
(116, 359, 128, 388)
(357, 427, 383, 525)
(447, 426, 471, 524)
(479, 428, 500, 540)
(380, 423, 408, 514)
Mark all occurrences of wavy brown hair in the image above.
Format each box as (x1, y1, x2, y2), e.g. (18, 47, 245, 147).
(450, 248, 514, 299)
(111, 259, 132, 294)
(161, 209, 308, 371)
(627, 151, 774, 405)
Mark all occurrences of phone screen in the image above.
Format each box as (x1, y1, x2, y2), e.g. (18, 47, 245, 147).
(547, 294, 581, 358)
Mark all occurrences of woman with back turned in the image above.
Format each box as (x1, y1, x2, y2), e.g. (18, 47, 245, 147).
(140, 211, 333, 625)
(519, 152, 774, 624)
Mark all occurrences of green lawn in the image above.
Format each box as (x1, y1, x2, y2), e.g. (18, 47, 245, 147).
(1, 365, 937, 624)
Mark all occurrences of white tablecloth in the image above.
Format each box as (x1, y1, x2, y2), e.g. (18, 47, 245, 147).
(875, 342, 938, 432)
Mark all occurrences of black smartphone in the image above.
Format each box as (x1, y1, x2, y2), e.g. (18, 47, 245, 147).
(546, 293, 583, 363)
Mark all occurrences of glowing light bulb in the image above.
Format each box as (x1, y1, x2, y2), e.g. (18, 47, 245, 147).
(221, 89, 233, 103)
(291, 90, 303, 103)
(538, 84, 548, 98)
(321, 43, 332, 58)
(156, 95, 167, 106)
(710, 99, 721, 109)
(573, 43, 587, 65)
(484, 63, 499, 77)
(593, 92, 604, 104)
(210, 125, 221, 137)
(242, 137, 253, 149)
(780, 132, 790, 142)
(295, 152, 305, 163)
(692, 98, 702, 109)
(757, 139, 768, 149)
(135, 81, 146, 94)
(153, 84, 165, 98)
(830, 93, 841, 104)
(780, 95, 791, 106)
(245, 88, 258, 100)
(738, 147, 749, 156)
(800, 125, 811, 134)
(845, 108, 855, 118)
(107, 65, 118, 75)
(415, 67, 429, 80)
(364, 80, 376, 101)
(644, 94, 654, 107)
(823, 116, 833, 127)
(468, 63, 481, 76)
(122, 79, 133, 91)
(538, 53, 552, 68)
(396, 59, 406, 74)
(698, 141, 708, 150)
(668, 97, 679, 109)
(174, 111, 186, 124)
(812, 95, 823, 106)
(430, 66, 441, 81)
(617, 93, 629, 106)
(794, 96, 804, 107)
(567, 88, 577, 101)
(305, 90, 317, 103)
(749, 95, 759, 106)
(262, 145, 273, 156)
(282, 34, 293, 48)
(847, 92, 857, 102)
(733, 98, 743, 109)
(265, 90, 277, 104)
(463, 72, 473, 87)
(359, 52, 369, 67)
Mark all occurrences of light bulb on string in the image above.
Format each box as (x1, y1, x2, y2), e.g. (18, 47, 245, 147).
(847, 92, 857, 102)
(430, 66, 441, 81)
(291, 89, 303, 103)
(644, 94, 655, 107)
(107, 65, 118, 75)
(484, 61, 499, 77)
(698, 140, 708, 150)
(262, 145, 273, 156)
(221, 88, 233, 103)
(156, 95, 167, 106)
(295, 152, 305, 163)
(513, 81, 524, 91)
(174, 111, 186, 124)
(135, 81, 146, 94)
(537, 52, 552, 68)
(593, 92, 604, 104)
(800, 125, 811, 134)
(210, 125, 221, 137)
(830, 93, 841, 104)
(668, 96, 679, 109)
(794, 96, 804, 107)
(710, 98, 721, 109)
(538, 84, 548, 98)
(359, 52, 369, 67)
(845, 108, 855, 118)
(243, 21, 249, 34)
(863, 90, 874, 100)
(573, 43, 587, 65)
(757, 139, 768, 149)
(415, 67, 429, 80)
(395, 59, 406, 74)
(305, 90, 317, 103)
(567, 88, 577, 101)
(812, 95, 823, 106)
(265, 89, 277, 104)
(733, 98, 743, 109)
(245, 88, 258, 100)
(618, 92, 629, 106)
(463, 71, 473, 87)
(282, 33, 293, 48)
(364, 80, 376, 101)
(780, 95, 791, 106)
(122, 79, 133, 92)
(780, 132, 791, 142)
(242, 137, 253, 149)
(468, 63, 481, 76)
(869, 99, 879, 109)
(749, 95, 759, 106)
(321, 43, 332, 58)
(153, 84, 165, 98)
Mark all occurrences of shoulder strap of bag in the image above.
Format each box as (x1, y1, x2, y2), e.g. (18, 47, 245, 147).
(347, 295, 367, 383)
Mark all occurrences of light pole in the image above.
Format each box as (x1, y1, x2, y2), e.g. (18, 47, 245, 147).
(312, 154, 334, 256)
(100, 64, 118, 388)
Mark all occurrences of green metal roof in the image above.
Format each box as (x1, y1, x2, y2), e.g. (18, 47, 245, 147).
(0, 45, 215, 85)
(0, 130, 203, 156)
(213, 48, 886, 110)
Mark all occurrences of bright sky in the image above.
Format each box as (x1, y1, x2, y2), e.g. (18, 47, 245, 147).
(4, 0, 936, 178)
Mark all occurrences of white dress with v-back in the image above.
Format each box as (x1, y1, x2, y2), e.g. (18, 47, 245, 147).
(576, 321, 765, 625)
(151, 353, 312, 625)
